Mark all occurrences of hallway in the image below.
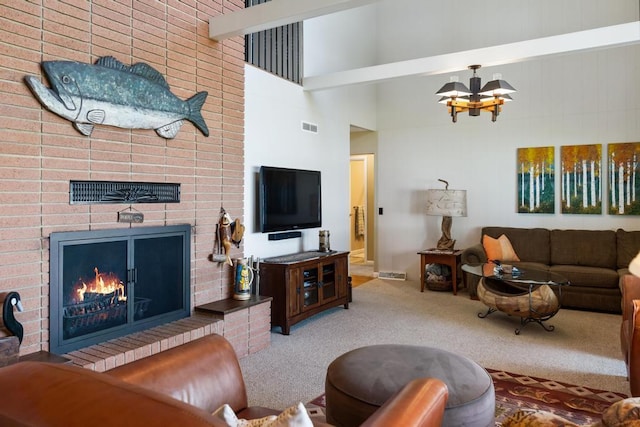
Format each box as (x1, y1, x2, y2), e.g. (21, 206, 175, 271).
(349, 253, 374, 277)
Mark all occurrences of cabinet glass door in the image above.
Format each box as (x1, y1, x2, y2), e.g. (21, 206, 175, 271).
(303, 266, 319, 307)
(321, 262, 337, 301)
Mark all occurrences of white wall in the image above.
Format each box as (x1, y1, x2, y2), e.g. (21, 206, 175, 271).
(373, 1, 640, 279)
(243, 4, 378, 260)
(244, 0, 640, 279)
(243, 67, 345, 258)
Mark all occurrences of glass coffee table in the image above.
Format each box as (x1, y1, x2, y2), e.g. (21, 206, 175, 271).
(462, 263, 569, 334)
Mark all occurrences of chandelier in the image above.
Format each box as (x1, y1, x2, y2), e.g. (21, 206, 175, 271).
(436, 65, 516, 123)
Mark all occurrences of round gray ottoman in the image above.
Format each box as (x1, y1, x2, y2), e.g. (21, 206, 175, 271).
(325, 344, 495, 427)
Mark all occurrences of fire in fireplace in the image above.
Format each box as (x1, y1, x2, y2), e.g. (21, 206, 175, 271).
(64, 267, 149, 341)
(49, 225, 191, 354)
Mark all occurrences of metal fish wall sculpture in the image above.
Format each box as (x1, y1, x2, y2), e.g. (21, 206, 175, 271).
(24, 56, 209, 139)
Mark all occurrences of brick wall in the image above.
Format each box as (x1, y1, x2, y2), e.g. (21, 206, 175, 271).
(0, 0, 258, 356)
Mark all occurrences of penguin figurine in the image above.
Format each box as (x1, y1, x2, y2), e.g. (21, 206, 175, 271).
(1, 292, 24, 344)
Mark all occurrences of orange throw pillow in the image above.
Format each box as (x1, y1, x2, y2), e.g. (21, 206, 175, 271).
(482, 234, 520, 262)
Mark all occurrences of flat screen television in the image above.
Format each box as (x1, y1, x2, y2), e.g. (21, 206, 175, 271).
(259, 166, 322, 233)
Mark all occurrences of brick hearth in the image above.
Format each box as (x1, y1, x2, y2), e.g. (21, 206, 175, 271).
(65, 315, 222, 371)
(65, 294, 272, 372)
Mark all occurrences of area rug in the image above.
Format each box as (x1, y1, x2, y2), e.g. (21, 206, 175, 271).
(489, 369, 628, 425)
(306, 369, 629, 426)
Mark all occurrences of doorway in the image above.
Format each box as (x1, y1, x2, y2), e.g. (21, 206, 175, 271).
(349, 154, 375, 277)
(350, 156, 366, 261)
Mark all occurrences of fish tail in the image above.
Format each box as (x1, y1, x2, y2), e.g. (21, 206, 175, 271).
(186, 91, 209, 137)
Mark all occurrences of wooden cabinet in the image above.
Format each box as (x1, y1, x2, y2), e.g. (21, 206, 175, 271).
(260, 251, 349, 335)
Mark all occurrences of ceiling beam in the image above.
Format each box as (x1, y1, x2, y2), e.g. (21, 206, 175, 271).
(209, 0, 380, 41)
(303, 22, 640, 91)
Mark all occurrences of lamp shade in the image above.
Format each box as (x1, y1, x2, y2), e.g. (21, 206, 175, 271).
(479, 78, 516, 96)
(435, 81, 471, 98)
(631, 251, 640, 277)
(425, 189, 467, 217)
(480, 93, 513, 102)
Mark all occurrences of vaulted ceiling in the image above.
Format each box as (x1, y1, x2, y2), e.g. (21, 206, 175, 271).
(209, 0, 640, 91)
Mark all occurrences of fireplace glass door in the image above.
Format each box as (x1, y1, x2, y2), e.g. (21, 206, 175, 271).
(133, 235, 185, 320)
(62, 240, 129, 340)
(50, 225, 190, 354)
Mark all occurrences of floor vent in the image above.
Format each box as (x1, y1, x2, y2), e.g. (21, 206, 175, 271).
(302, 121, 318, 133)
(378, 271, 407, 281)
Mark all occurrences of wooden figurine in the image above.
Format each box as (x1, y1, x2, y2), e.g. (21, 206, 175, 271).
(218, 210, 233, 266)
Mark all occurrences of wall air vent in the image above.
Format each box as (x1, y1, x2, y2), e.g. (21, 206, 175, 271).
(70, 180, 180, 204)
(302, 121, 318, 133)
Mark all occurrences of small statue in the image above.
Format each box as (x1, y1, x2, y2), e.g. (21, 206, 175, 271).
(0, 292, 23, 367)
(1, 292, 23, 344)
(218, 210, 233, 266)
(209, 208, 245, 266)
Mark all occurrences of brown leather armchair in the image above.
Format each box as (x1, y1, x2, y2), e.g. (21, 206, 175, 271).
(621, 274, 640, 396)
(0, 334, 449, 426)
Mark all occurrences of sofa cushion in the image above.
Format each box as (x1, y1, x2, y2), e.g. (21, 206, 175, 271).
(617, 229, 640, 269)
(511, 262, 550, 272)
(549, 265, 620, 289)
(550, 230, 617, 269)
(482, 234, 520, 262)
(482, 227, 550, 265)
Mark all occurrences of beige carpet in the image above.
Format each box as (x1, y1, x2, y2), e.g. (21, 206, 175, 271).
(239, 278, 628, 411)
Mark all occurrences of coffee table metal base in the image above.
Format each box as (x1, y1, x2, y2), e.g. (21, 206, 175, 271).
(476, 278, 560, 335)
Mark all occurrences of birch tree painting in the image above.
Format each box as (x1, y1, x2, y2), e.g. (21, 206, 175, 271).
(608, 142, 640, 215)
(560, 144, 602, 214)
(517, 146, 555, 213)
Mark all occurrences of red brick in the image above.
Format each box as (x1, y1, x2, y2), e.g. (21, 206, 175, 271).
(0, 0, 252, 360)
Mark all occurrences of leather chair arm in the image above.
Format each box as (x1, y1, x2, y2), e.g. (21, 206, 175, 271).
(621, 274, 640, 396)
(621, 275, 640, 362)
(630, 299, 640, 397)
(622, 275, 640, 323)
(360, 378, 448, 427)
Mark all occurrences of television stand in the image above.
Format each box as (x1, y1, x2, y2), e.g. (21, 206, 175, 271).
(262, 250, 336, 264)
(260, 251, 349, 334)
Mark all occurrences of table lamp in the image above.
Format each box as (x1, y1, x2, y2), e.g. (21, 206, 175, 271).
(426, 179, 467, 251)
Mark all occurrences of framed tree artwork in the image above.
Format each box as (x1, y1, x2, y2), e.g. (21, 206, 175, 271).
(560, 144, 602, 214)
(517, 146, 555, 213)
(608, 142, 640, 215)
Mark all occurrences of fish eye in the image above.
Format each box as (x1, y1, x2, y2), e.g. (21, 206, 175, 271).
(62, 75, 71, 84)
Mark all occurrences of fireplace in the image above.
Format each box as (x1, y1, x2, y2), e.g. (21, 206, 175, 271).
(49, 224, 191, 354)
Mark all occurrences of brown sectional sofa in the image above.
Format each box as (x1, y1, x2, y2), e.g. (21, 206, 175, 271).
(462, 227, 640, 313)
(0, 334, 449, 426)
